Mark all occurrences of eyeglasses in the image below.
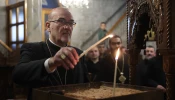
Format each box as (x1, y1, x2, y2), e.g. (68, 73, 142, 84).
(111, 42, 121, 45)
(49, 18, 76, 26)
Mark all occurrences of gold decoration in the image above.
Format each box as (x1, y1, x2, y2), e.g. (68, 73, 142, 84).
(145, 28, 155, 41)
(119, 72, 126, 84)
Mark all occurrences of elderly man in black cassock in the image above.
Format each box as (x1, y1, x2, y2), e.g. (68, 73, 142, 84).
(12, 7, 88, 100)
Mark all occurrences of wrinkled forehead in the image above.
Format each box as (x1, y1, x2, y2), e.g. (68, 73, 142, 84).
(51, 8, 73, 20)
(90, 47, 99, 52)
(110, 37, 121, 43)
(146, 47, 155, 51)
(98, 44, 105, 48)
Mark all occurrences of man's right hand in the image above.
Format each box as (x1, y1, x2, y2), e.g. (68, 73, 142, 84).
(156, 85, 166, 92)
(48, 47, 79, 71)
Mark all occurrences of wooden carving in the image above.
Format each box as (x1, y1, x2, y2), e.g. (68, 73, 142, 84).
(163, 0, 171, 48)
(127, 0, 175, 100)
(161, 49, 175, 100)
(127, 0, 138, 49)
(127, 0, 164, 49)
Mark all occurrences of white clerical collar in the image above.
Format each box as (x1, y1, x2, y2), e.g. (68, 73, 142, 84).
(49, 38, 66, 47)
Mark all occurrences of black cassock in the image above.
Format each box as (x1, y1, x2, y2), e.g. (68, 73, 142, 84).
(97, 53, 129, 84)
(86, 60, 101, 82)
(136, 56, 166, 88)
(147, 56, 166, 88)
(12, 39, 88, 100)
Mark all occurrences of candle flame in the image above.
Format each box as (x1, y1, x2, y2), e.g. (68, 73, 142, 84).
(108, 34, 114, 38)
(115, 48, 120, 60)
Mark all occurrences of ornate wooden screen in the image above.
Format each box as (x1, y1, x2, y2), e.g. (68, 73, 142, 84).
(127, 0, 175, 100)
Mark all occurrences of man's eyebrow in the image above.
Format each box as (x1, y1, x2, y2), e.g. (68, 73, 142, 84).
(58, 18, 74, 22)
(69, 19, 75, 22)
(57, 18, 65, 20)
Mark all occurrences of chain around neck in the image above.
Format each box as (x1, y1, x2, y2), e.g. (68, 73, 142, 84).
(117, 55, 125, 74)
(46, 40, 67, 85)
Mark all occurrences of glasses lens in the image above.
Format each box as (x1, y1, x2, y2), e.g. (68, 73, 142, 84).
(51, 18, 76, 26)
(57, 19, 66, 23)
(116, 42, 121, 45)
(111, 42, 121, 45)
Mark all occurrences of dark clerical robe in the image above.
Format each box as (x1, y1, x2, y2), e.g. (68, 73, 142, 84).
(86, 60, 101, 82)
(136, 59, 150, 86)
(97, 53, 129, 84)
(147, 56, 166, 88)
(12, 39, 88, 99)
(136, 56, 166, 88)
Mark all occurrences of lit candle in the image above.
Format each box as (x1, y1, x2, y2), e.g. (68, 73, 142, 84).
(113, 48, 120, 96)
(79, 34, 113, 58)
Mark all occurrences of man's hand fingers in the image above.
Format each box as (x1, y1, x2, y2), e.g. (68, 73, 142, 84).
(61, 61, 70, 70)
(62, 56, 75, 69)
(63, 50, 77, 66)
(52, 47, 79, 70)
(68, 48, 79, 61)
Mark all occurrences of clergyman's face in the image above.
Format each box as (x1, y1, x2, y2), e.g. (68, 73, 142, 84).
(46, 8, 74, 46)
(109, 37, 122, 51)
(145, 47, 156, 59)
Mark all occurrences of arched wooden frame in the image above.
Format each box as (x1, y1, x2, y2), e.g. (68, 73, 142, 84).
(127, 0, 165, 49)
(127, 0, 175, 100)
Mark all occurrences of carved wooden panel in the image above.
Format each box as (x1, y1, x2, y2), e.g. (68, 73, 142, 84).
(161, 0, 171, 49)
(166, 74, 175, 100)
(128, 49, 141, 84)
(127, 0, 175, 100)
(127, 0, 166, 49)
(162, 52, 175, 100)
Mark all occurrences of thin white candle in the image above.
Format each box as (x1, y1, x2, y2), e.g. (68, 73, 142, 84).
(113, 48, 120, 96)
(79, 34, 113, 58)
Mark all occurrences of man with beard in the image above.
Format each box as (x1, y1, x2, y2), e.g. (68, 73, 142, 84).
(146, 55, 166, 92)
(97, 35, 129, 84)
(12, 7, 88, 100)
(136, 45, 156, 86)
(136, 45, 166, 99)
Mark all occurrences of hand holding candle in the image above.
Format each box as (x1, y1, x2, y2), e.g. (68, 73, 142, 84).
(113, 48, 120, 96)
(79, 34, 113, 58)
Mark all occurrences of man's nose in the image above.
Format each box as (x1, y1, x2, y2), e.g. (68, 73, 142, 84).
(116, 45, 120, 48)
(148, 53, 152, 55)
(63, 24, 69, 29)
(63, 22, 72, 28)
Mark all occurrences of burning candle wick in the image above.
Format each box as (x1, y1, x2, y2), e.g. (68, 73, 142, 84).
(113, 48, 120, 96)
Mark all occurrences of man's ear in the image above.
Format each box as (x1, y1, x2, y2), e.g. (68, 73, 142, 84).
(45, 21, 50, 32)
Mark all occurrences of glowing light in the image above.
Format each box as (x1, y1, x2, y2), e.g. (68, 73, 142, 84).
(60, 0, 89, 8)
(115, 48, 120, 60)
